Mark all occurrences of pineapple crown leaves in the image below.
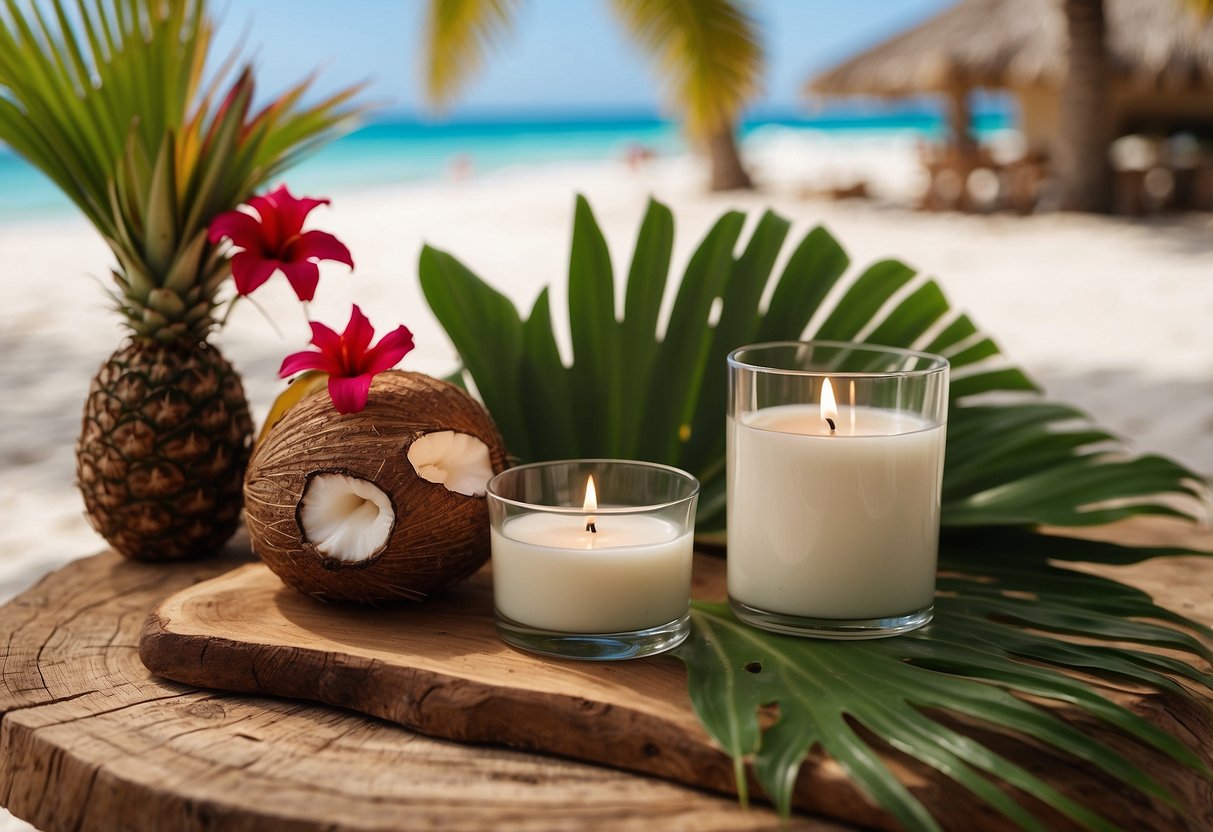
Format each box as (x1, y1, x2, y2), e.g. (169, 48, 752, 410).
(0, 0, 367, 341)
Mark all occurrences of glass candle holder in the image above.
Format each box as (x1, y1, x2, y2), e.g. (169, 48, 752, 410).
(487, 459, 699, 660)
(727, 341, 949, 639)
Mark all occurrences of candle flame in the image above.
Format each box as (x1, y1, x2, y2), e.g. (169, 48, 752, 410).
(583, 475, 598, 533)
(849, 379, 857, 433)
(821, 377, 839, 431)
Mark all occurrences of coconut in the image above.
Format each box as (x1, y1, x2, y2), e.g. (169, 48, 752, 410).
(244, 371, 510, 604)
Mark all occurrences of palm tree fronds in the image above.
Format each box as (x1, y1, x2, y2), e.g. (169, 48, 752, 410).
(609, 0, 762, 137)
(423, 0, 524, 106)
(420, 196, 1207, 533)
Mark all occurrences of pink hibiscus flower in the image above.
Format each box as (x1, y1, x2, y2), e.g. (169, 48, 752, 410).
(208, 185, 353, 302)
(280, 305, 415, 414)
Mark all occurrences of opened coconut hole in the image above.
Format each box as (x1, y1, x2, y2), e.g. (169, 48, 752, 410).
(407, 430, 494, 496)
(300, 473, 395, 563)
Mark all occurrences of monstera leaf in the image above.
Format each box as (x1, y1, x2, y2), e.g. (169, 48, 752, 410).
(420, 196, 1212, 829)
(420, 195, 1203, 533)
(678, 530, 1213, 830)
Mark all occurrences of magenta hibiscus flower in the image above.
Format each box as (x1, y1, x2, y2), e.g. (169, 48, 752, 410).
(280, 305, 415, 414)
(208, 185, 353, 302)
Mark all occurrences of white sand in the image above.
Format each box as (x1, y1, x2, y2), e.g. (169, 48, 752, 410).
(2, 133, 1211, 605)
(1, 134, 1211, 829)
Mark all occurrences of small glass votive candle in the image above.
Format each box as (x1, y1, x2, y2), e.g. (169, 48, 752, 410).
(486, 459, 699, 660)
(727, 341, 949, 639)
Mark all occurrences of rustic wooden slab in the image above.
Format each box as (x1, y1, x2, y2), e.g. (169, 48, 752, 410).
(1, 538, 837, 832)
(138, 519, 1213, 831)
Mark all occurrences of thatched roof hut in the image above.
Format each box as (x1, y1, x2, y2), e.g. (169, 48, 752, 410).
(808, 0, 1213, 152)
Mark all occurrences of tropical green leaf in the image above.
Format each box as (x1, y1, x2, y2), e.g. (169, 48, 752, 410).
(568, 196, 622, 457)
(618, 198, 675, 456)
(419, 196, 1213, 829)
(520, 289, 579, 460)
(676, 527, 1213, 829)
(814, 259, 916, 342)
(418, 244, 531, 460)
(681, 210, 789, 477)
(419, 196, 1204, 532)
(754, 224, 849, 341)
(637, 210, 744, 463)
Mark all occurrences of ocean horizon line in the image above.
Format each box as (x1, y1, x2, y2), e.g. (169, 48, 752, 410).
(340, 98, 1012, 128)
(0, 107, 1014, 220)
(0, 100, 1015, 158)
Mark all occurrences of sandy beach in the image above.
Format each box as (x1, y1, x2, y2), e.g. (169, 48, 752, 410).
(0, 132, 1212, 832)
(2, 134, 1211, 605)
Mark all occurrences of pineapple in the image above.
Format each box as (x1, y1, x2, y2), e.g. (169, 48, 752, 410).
(77, 342, 252, 560)
(0, 0, 360, 560)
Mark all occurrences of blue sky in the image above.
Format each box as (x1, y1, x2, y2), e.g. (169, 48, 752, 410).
(215, 0, 954, 118)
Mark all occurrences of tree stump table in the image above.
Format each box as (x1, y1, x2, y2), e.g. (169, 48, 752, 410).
(0, 536, 837, 832)
(1, 519, 1211, 831)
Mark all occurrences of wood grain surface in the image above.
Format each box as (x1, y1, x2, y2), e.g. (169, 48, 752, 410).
(0, 536, 844, 832)
(137, 518, 1213, 831)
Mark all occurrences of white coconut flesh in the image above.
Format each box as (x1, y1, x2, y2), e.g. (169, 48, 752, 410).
(300, 474, 395, 562)
(407, 430, 494, 497)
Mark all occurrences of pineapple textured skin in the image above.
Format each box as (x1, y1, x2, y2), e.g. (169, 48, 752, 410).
(77, 340, 253, 560)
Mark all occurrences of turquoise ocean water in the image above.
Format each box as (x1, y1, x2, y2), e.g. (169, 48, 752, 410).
(0, 108, 1011, 221)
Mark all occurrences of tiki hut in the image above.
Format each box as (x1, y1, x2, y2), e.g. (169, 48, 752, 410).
(809, 0, 1213, 155)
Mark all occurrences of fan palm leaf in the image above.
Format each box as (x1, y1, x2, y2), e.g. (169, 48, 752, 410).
(420, 195, 1204, 532)
(677, 530, 1213, 829)
(419, 195, 1213, 829)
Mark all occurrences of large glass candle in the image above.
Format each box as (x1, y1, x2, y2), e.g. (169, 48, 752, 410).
(727, 342, 949, 638)
(487, 460, 699, 660)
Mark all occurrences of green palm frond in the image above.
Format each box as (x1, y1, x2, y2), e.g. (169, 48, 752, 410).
(420, 195, 1204, 533)
(421, 0, 762, 137)
(423, 0, 524, 106)
(681, 532, 1213, 829)
(609, 0, 762, 137)
(420, 195, 1213, 829)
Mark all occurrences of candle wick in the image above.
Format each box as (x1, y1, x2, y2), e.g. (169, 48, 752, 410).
(586, 521, 597, 534)
(825, 417, 836, 432)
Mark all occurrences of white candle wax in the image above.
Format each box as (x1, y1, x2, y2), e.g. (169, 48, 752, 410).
(492, 513, 693, 633)
(728, 404, 945, 619)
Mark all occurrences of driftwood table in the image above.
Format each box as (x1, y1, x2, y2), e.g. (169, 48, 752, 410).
(1, 519, 1211, 831)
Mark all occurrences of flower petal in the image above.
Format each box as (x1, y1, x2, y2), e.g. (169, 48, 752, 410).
(279, 259, 321, 302)
(279, 349, 339, 378)
(328, 373, 374, 414)
(257, 185, 327, 241)
(361, 325, 415, 374)
(208, 209, 265, 249)
(230, 252, 279, 296)
(286, 230, 354, 269)
(246, 193, 284, 249)
(341, 304, 376, 365)
(308, 321, 344, 357)
(268, 184, 330, 238)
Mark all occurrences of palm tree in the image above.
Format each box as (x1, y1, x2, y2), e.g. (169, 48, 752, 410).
(422, 0, 763, 191)
(1056, 0, 1113, 212)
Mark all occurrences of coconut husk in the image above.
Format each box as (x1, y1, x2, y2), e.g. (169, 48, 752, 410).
(244, 371, 510, 604)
